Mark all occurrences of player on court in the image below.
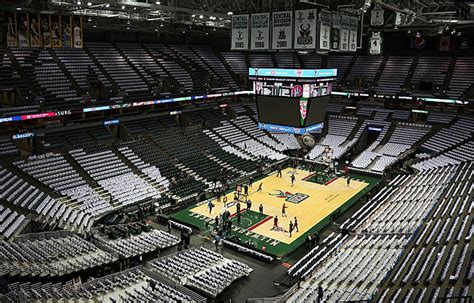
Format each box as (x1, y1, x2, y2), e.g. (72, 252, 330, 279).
(291, 174, 296, 186)
(282, 203, 288, 217)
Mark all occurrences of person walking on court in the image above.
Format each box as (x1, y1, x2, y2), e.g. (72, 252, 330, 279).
(259, 203, 263, 215)
(236, 202, 241, 214)
(347, 177, 351, 187)
(273, 216, 279, 228)
(294, 217, 299, 232)
(208, 200, 214, 214)
(237, 212, 241, 224)
(244, 184, 248, 195)
(289, 220, 294, 237)
(282, 203, 288, 217)
(257, 182, 263, 192)
(246, 199, 252, 211)
(249, 177, 253, 188)
(291, 174, 296, 186)
(276, 166, 282, 178)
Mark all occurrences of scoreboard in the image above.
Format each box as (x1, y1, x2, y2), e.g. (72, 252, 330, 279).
(250, 68, 337, 134)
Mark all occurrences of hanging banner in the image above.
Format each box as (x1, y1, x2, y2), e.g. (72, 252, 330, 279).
(294, 9, 317, 49)
(17, 13, 30, 47)
(231, 14, 249, 50)
(299, 98, 308, 126)
(6, 13, 18, 47)
(62, 15, 73, 48)
(330, 12, 341, 52)
(41, 15, 51, 48)
(318, 10, 331, 51)
(349, 16, 358, 52)
(370, 5, 384, 26)
(439, 34, 452, 51)
(73, 16, 83, 48)
(29, 14, 41, 47)
(340, 14, 350, 52)
(250, 13, 270, 50)
(272, 11, 293, 50)
(369, 32, 383, 55)
(51, 15, 62, 47)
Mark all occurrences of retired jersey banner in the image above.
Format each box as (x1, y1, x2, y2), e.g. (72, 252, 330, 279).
(318, 10, 331, 51)
(231, 14, 249, 50)
(6, 13, 18, 47)
(294, 9, 317, 49)
(51, 15, 62, 47)
(340, 14, 350, 52)
(62, 16, 73, 48)
(371, 5, 384, 26)
(272, 11, 292, 50)
(369, 32, 383, 55)
(29, 14, 41, 47)
(330, 12, 341, 52)
(349, 16, 358, 52)
(17, 13, 30, 47)
(250, 13, 270, 50)
(41, 15, 51, 47)
(73, 17, 83, 48)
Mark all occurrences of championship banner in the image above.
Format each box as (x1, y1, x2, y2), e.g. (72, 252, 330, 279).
(294, 9, 317, 49)
(73, 17, 83, 48)
(250, 13, 270, 50)
(349, 16, 358, 52)
(318, 10, 331, 51)
(17, 13, 30, 47)
(340, 14, 350, 52)
(6, 13, 18, 47)
(29, 14, 41, 47)
(41, 15, 51, 48)
(51, 15, 62, 47)
(330, 12, 341, 52)
(370, 5, 384, 26)
(231, 14, 249, 50)
(272, 11, 292, 50)
(369, 32, 383, 55)
(62, 16, 73, 48)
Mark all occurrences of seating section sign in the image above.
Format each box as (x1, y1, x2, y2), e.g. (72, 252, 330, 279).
(294, 9, 317, 49)
(231, 14, 250, 50)
(250, 13, 270, 50)
(272, 11, 293, 50)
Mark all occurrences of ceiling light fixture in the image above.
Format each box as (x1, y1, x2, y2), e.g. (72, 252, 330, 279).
(87, 2, 92, 6)
(227, 11, 233, 15)
(199, 15, 204, 19)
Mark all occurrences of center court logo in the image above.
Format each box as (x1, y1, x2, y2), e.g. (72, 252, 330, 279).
(269, 190, 309, 204)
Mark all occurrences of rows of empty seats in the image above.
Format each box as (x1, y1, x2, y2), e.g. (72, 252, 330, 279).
(14, 152, 113, 218)
(221, 52, 248, 75)
(375, 123, 430, 157)
(0, 231, 117, 278)
(93, 227, 180, 258)
(410, 56, 450, 96)
(0, 267, 205, 302)
(248, 53, 274, 68)
(87, 42, 150, 98)
(346, 55, 384, 90)
(287, 163, 463, 302)
(69, 147, 161, 207)
(300, 53, 322, 69)
(193, 45, 239, 90)
(421, 117, 474, 153)
(0, 138, 19, 157)
(232, 116, 288, 152)
(147, 247, 252, 297)
(376, 56, 413, 95)
(448, 56, 474, 98)
(0, 166, 92, 233)
(413, 140, 474, 171)
(275, 52, 300, 68)
(308, 115, 358, 160)
(375, 162, 473, 301)
(212, 120, 286, 160)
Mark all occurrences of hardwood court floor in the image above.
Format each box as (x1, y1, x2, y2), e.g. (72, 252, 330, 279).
(191, 168, 369, 245)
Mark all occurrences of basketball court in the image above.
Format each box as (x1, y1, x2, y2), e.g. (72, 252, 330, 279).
(171, 168, 380, 257)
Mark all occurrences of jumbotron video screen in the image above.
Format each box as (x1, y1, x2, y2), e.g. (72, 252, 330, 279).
(256, 95, 330, 127)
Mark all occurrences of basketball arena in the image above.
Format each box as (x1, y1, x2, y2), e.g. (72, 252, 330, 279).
(0, 1, 472, 302)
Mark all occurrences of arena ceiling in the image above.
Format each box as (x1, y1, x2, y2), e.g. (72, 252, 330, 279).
(3, 0, 474, 33)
